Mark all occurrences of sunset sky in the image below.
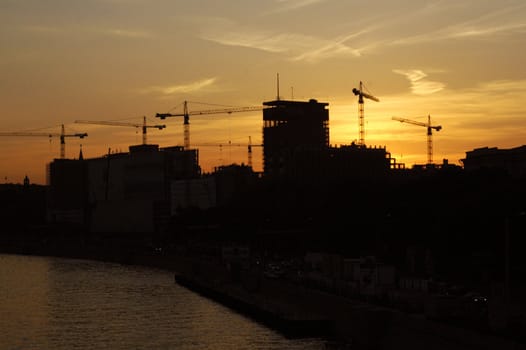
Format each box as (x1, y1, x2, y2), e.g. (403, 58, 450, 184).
(1, 0, 526, 184)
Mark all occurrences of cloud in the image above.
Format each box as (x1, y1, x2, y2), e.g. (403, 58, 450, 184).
(102, 28, 151, 39)
(139, 78, 218, 96)
(20, 24, 151, 39)
(390, 3, 526, 46)
(201, 24, 370, 63)
(21, 26, 61, 34)
(381, 78, 526, 136)
(291, 30, 371, 62)
(448, 80, 526, 124)
(330, 78, 526, 164)
(391, 21, 526, 46)
(268, 0, 327, 13)
(96, 0, 147, 3)
(201, 30, 293, 53)
(476, 79, 526, 93)
(393, 69, 445, 95)
(452, 22, 526, 38)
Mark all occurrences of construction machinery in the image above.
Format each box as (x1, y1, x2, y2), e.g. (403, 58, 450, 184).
(0, 124, 87, 159)
(352, 81, 379, 146)
(156, 101, 263, 149)
(74, 116, 165, 145)
(193, 136, 263, 169)
(392, 115, 442, 165)
(247, 136, 264, 169)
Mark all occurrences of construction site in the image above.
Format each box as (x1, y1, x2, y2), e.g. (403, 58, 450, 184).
(2, 81, 526, 349)
(37, 87, 411, 234)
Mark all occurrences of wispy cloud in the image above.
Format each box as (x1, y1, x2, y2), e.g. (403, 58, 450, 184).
(391, 22, 526, 46)
(449, 80, 526, 124)
(201, 30, 292, 53)
(382, 78, 526, 133)
(21, 25, 61, 34)
(390, 3, 526, 46)
(269, 0, 327, 13)
(291, 30, 371, 62)
(200, 24, 370, 63)
(393, 69, 445, 95)
(139, 78, 218, 96)
(101, 28, 151, 39)
(476, 79, 526, 93)
(452, 22, 526, 38)
(20, 24, 152, 39)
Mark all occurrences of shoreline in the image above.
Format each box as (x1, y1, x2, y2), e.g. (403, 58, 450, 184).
(1, 240, 525, 350)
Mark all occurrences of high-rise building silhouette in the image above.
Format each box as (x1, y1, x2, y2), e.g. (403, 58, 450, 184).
(262, 99, 329, 178)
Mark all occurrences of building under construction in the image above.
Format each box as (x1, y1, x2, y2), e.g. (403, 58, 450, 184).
(46, 96, 400, 234)
(262, 98, 395, 183)
(263, 98, 329, 178)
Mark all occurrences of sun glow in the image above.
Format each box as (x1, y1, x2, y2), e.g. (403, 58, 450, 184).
(1, 1, 526, 183)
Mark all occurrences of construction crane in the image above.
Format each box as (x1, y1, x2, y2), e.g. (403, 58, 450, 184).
(247, 136, 264, 169)
(0, 124, 87, 159)
(156, 100, 263, 149)
(352, 81, 379, 147)
(392, 115, 442, 165)
(193, 136, 263, 169)
(74, 116, 165, 145)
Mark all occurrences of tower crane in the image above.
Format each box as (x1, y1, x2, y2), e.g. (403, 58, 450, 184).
(74, 116, 165, 145)
(392, 115, 442, 165)
(155, 100, 263, 149)
(192, 136, 263, 169)
(248, 136, 254, 169)
(352, 81, 379, 147)
(0, 124, 87, 159)
(247, 136, 264, 169)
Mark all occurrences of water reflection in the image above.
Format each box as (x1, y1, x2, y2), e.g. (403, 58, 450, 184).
(0, 254, 332, 349)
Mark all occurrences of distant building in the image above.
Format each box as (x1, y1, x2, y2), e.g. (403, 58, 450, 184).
(47, 144, 201, 233)
(46, 158, 88, 225)
(46, 97, 405, 234)
(461, 145, 526, 178)
(171, 177, 216, 214)
(325, 143, 393, 181)
(262, 99, 329, 178)
(213, 164, 260, 206)
(261, 98, 397, 183)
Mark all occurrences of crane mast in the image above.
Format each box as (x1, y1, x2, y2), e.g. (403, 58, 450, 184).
(75, 116, 166, 145)
(352, 81, 379, 147)
(156, 100, 263, 149)
(392, 115, 442, 165)
(248, 136, 253, 169)
(192, 136, 262, 169)
(246, 136, 262, 169)
(0, 124, 88, 159)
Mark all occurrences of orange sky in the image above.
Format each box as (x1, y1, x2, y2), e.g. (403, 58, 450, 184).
(1, 0, 526, 184)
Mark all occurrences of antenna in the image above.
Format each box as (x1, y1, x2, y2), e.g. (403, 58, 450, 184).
(276, 73, 280, 100)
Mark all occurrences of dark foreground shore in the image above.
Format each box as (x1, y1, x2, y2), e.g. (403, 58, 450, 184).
(1, 235, 525, 350)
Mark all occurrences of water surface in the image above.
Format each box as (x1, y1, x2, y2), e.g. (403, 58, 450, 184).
(0, 254, 335, 349)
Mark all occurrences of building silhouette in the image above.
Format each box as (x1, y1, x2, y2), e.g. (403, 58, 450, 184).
(263, 99, 329, 178)
(43, 97, 407, 235)
(262, 98, 395, 184)
(462, 145, 526, 178)
(46, 144, 200, 233)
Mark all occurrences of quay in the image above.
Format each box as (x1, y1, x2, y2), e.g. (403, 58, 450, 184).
(1, 233, 525, 350)
(136, 252, 526, 350)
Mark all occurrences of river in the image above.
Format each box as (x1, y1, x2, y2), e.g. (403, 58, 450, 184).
(0, 254, 343, 350)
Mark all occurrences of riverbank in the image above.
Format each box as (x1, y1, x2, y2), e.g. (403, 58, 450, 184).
(2, 235, 525, 350)
(150, 252, 526, 350)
